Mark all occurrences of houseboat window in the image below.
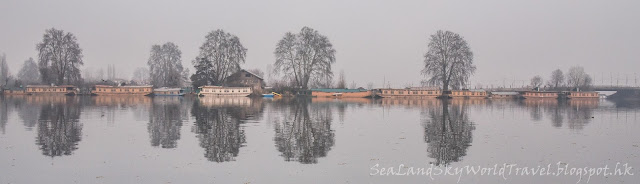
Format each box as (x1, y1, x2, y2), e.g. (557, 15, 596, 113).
(413, 91, 418, 94)
(391, 91, 394, 94)
(428, 91, 432, 94)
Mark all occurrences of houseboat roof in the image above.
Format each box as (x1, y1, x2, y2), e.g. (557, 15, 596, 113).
(26, 85, 76, 88)
(311, 88, 368, 93)
(408, 86, 440, 90)
(153, 87, 182, 92)
(517, 91, 559, 93)
(491, 92, 519, 95)
(199, 85, 250, 89)
(94, 85, 153, 88)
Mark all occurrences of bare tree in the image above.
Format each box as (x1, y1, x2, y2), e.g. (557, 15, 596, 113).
(349, 81, 357, 89)
(191, 29, 247, 88)
(148, 42, 184, 87)
(421, 30, 475, 91)
(36, 28, 83, 85)
(336, 70, 346, 89)
(17, 57, 41, 84)
(0, 53, 10, 86)
(566, 66, 592, 90)
(132, 67, 150, 85)
(547, 69, 564, 89)
(273, 27, 336, 89)
(366, 82, 374, 90)
(107, 64, 116, 80)
(97, 68, 105, 81)
(530, 75, 543, 88)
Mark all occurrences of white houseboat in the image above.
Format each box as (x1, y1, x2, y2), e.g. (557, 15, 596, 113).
(152, 87, 184, 96)
(198, 86, 252, 97)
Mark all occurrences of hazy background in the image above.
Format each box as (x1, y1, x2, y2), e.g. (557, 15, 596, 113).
(0, 0, 638, 88)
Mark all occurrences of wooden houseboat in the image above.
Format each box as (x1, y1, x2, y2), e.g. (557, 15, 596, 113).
(311, 88, 372, 98)
(2, 87, 27, 95)
(26, 85, 78, 95)
(91, 85, 153, 95)
(376, 87, 441, 98)
(152, 87, 184, 96)
(449, 90, 488, 98)
(489, 92, 519, 99)
(518, 91, 559, 99)
(562, 91, 599, 99)
(197, 86, 252, 97)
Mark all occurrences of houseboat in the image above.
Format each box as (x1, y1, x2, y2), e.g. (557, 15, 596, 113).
(376, 87, 441, 98)
(2, 87, 27, 95)
(518, 91, 559, 99)
(311, 88, 372, 98)
(91, 85, 153, 95)
(152, 87, 184, 96)
(489, 92, 519, 99)
(26, 85, 78, 95)
(197, 86, 252, 97)
(449, 90, 488, 98)
(561, 91, 599, 99)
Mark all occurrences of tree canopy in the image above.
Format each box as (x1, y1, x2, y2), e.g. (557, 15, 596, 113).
(18, 57, 41, 84)
(148, 42, 184, 87)
(36, 28, 83, 85)
(273, 27, 336, 89)
(190, 29, 247, 88)
(421, 30, 475, 91)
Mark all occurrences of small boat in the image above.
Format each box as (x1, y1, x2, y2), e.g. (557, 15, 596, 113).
(262, 92, 282, 98)
(262, 93, 274, 97)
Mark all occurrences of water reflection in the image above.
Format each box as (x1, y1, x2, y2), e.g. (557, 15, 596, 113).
(0, 97, 8, 134)
(35, 97, 83, 157)
(190, 97, 263, 162)
(148, 97, 185, 149)
(422, 99, 475, 166)
(518, 99, 598, 130)
(271, 98, 335, 164)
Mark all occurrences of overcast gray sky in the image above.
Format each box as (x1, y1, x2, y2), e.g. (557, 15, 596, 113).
(1, 0, 638, 88)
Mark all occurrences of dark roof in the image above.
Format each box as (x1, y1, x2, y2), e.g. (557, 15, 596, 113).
(239, 69, 264, 80)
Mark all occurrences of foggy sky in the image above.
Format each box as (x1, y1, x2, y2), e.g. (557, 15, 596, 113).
(1, 0, 638, 88)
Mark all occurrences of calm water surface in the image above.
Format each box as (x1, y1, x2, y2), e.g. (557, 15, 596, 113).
(0, 96, 639, 183)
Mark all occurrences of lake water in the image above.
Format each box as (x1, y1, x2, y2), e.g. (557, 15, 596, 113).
(0, 96, 638, 183)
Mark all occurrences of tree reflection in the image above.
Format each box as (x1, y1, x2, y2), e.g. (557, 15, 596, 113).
(190, 100, 246, 162)
(0, 98, 7, 134)
(518, 99, 598, 130)
(272, 99, 335, 164)
(565, 100, 596, 130)
(35, 101, 83, 157)
(422, 100, 475, 166)
(148, 100, 183, 148)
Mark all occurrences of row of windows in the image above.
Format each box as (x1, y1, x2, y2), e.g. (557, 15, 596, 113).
(383, 90, 439, 95)
(525, 93, 556, 96)
(29, 88, 67, 92)
(96, 88, 151, 92)
(452, 92, 486, 96)
(571, 93, 597, 97)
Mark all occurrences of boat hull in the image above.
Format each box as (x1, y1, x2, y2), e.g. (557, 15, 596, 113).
(198, 93, 251, 97)
(312, 91, 372, 98)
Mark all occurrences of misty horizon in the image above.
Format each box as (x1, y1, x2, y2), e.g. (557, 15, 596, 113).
(1, 0, 638, 88)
